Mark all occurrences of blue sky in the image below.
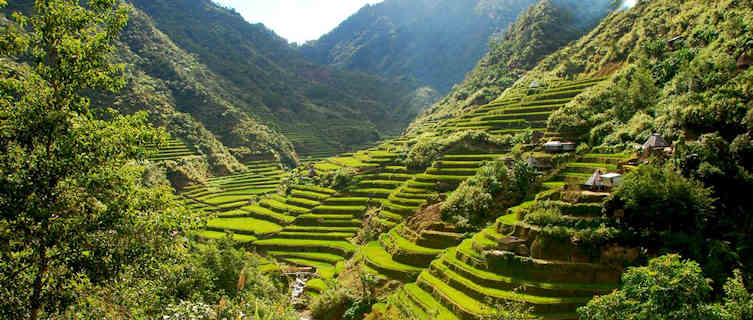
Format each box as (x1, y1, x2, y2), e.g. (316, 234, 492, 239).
(214, 0, 384, 44)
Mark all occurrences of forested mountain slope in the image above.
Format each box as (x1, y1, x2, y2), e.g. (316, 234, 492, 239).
(128, 0, 439, 160)
(3, 0, 440, 172)
(409, 0, 613, 133)
(300, 0, 539, 93)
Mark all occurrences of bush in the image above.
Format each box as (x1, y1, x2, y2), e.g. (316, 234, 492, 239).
(441, 161, 539, 232)
(404, 131, 515, 170)
(578, 254, 752, 320)
(605, 164, 715, 236)
(524, 206, 565, 226)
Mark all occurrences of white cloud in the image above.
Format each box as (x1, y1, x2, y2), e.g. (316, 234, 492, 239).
(621, 0, 638, 10)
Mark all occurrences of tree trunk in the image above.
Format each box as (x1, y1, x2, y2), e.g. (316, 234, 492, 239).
(29, 246, 47, 320)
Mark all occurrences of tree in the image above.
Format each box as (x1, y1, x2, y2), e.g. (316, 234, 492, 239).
(605, 164, 715, 236)
(578, 254, 752, 320)
(0, 1, 188, 318)
(441, 160, 539, 232)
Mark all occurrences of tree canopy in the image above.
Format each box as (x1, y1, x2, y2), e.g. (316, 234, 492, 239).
(0, 0, 191, 318)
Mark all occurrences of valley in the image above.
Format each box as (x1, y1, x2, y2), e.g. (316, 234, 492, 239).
(2, 0, 752, 319)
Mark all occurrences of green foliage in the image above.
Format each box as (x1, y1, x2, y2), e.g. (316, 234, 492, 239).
(311, 272, 378, 320)
(441, 160, 539, 232)
(606, 165, 714, 235)
(321, 168, 361, 191)
(126, 0, 436, 156)
(578, 254, 752, 320)
(410, 0, 613, 132)
(66, 237, 298, 319)
(547, 65, 659, 146)
(0, 1, 200, 318)
(405, 131, 510, 170)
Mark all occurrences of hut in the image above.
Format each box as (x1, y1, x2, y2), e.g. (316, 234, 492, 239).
(738, 50, 753, 70)
(526, 156, 552, 171)
(585, 169, 623, 191)
(600, 173, 623, 188)
(643, 133, 669, 149)
(643, 133, 672, 157)
(585, 169, 605, 191)
(544, 141, 563, 153)
(544, 140, 576, 153)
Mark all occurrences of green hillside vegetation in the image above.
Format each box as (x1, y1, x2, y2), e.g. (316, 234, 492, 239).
(511, 0, 753, 286)
(301, 0, 539, 93)
(409, 0, 614, 133)
(4, 0, 753, 319)
(128, 0, 440, 159)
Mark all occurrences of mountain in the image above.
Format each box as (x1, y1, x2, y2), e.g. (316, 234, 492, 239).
(124, 0, 441, 163)
(3, 0, 440, 173)
(408, 0, 614, 133)
(300, 0, 539, 93)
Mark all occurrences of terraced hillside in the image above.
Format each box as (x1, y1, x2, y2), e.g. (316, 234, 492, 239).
(382, 152, 633, 320)
(148, 138, 199, 162)
(358, 77, 607, 284)
(180, 160, 287, 242)
(430, 78, 606, 137)
(362, 152, 507, 282)
(253, 149, 413, 292)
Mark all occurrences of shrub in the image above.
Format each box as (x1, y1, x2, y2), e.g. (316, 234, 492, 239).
(605, 164, 715, 236)
(441, 161, 539, 232)
(404, 131, 513, 170)
(524, 206, 565, 226)
(578, 254, 752, 320)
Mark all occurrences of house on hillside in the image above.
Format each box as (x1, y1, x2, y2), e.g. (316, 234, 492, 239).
(642, 133, 672, 157)
(544, 140, 576, 153)
(526, 156, 552, 171)
(585, 169, 623, 191)
(738, 50, 753, 70)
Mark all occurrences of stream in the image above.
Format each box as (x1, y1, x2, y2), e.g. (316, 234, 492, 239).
(286, 270, 316, 320)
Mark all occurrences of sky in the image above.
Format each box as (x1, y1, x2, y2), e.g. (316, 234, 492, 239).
(214, 0, 384, 44)
(621, 0, 638, 10)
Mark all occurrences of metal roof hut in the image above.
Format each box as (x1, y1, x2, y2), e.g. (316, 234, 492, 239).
(527, 156, 552, 170)
(643, 134, 669, 149)
(544, 141, 563, 153)
(585, 169, 605, 191)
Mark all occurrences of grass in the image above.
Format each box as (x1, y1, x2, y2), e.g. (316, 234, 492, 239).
(349, 188, 394, 197)
(312, 205, 366, 213)
(276, 231, 354, 240)
(315, 162, 342, 172)
(364, 242, 423, 273)
(290, 189, 330, 201)
(260, 199, 309, 215)
(441, 247, 617, 292)
(206, 217, 282, 235)
(403, 283, 460, 320)
(358, 180, 404, 188)
(298, 213, 355, 220)
(389, 230, 444, 255)
(283, 226, 360, 233)
(430, 258, 593, 305)
(268, 251, 344, 263)
(306, 278, 327, 293)
(253, 238, 357, 254)
(240, 205, 295, 224)
(292, 184, 337, 195)
(497, 213, 520, 225)
(283, 258, 336, 270)
(196, 230, 257, 242)
(419, 272, 489, 315)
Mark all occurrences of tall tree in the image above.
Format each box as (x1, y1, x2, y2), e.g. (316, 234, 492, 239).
(0, 1, 188, 318)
